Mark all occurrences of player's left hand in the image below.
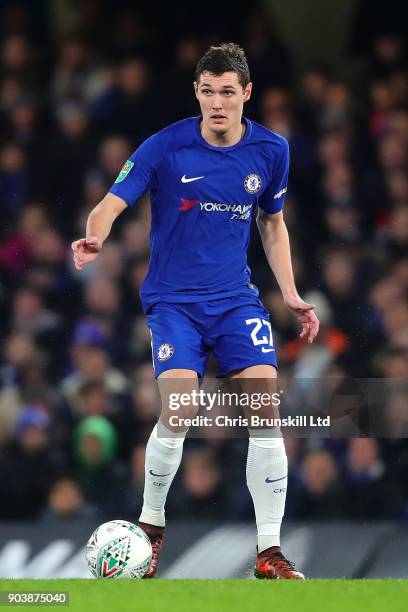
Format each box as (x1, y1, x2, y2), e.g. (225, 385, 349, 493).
(283, 295, 320, 344)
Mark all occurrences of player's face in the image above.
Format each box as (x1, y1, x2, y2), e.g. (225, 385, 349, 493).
(194, 71, 252, 135)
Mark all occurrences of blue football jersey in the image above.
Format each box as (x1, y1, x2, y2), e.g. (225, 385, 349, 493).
(110, 116, 289, 313)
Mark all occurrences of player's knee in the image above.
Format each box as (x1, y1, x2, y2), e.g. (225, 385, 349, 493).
(248, 428, 285, 449)
(155, 421, 186, 447)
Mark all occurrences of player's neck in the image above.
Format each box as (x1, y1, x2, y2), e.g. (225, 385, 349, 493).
(200, 120, 246, 148)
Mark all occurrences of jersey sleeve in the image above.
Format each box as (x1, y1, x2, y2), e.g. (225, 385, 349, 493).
(109, 133, 162, 207)
(257, 137, 290, 214)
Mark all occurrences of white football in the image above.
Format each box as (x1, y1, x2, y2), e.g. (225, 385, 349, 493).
(85, 520, 152, 579)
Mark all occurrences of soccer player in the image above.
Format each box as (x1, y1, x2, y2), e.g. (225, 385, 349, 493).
(72, 43, 319, 580)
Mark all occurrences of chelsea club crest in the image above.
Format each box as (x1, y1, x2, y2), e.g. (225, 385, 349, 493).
(244, 173, 262, 194)
(157, 343, 174, 361)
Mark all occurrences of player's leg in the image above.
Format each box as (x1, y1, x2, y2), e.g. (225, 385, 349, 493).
(212, 298, 304, 578)
(230, 365, 285, 551)
(230, 365, 303, 579)
(140, 368, 200, 578)
(139, 368, 199, 529)
(139, 303, 207, 577)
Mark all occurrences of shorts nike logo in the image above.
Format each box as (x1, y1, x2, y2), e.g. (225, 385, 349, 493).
(265, 475, 286, 483)
(261, 347, 275, 353)
(149, 469, 173, 477)
(181, 174, 204, 183)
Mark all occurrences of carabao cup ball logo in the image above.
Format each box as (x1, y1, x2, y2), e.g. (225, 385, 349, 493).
(157, 343, 174, 361)
(244, 173, 262, 194)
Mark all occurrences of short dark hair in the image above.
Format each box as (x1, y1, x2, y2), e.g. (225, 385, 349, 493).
(195, 42, 250, 88)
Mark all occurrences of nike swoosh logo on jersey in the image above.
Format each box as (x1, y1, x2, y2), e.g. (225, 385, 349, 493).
(149, 469, 173, 477)
(181, 174, 204, 183)
(265, 475, 286, 484)
(261, 347, 275, 353)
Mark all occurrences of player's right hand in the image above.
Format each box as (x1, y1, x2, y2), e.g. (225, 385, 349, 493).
(71, 236, 102, 270)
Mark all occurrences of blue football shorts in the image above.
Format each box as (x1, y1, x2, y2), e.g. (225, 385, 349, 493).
(146, 295, 277, 377)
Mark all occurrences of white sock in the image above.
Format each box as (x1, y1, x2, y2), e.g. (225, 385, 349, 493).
(139, 422, 186, 527)
(246, 429, 288, 552)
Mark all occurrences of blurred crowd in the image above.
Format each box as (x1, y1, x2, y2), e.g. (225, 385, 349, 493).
(0, 1, 407, 524)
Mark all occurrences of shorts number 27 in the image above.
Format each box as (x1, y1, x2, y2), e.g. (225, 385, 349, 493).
(245, 318, 274, 352)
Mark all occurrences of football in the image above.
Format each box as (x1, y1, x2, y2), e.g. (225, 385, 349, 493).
(85, 520, 152, 579)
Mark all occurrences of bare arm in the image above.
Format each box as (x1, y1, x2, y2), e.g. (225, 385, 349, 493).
(72, 192, 128, 270)
(256, 209, 297, 298)
(257, 208, 319, 343)
(85, 192, 128, 242)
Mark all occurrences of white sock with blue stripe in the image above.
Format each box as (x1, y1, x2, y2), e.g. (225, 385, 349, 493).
(139, 422, 186, 527)
(246, 430, 288, 552)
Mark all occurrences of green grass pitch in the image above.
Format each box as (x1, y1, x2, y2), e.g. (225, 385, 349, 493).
(0, 579, 407, 612)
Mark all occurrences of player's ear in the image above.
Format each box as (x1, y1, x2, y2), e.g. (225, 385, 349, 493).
(193, 81, 199, 99)
(243, 82, 252, 103)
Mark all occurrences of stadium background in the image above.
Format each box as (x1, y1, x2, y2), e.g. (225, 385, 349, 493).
(0, 0, 407, 578)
